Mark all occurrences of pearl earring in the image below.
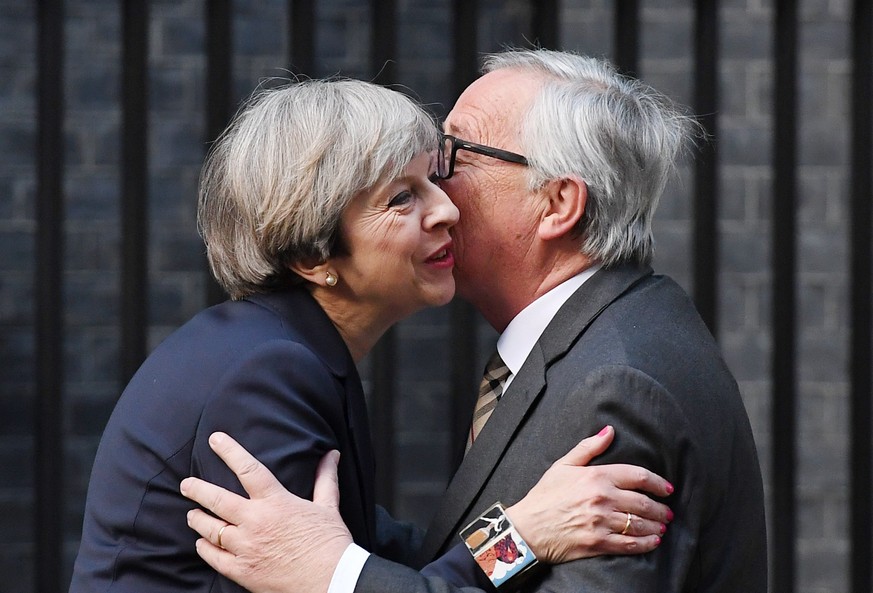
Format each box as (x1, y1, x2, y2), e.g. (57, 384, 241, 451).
(325, 272, 338, 287)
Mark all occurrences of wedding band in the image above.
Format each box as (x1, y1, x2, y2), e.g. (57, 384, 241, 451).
(620, 512, 633, 535)
(217, 524, 228, 549)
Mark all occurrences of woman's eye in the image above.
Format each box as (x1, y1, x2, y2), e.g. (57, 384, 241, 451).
(388, 190, 413, 208)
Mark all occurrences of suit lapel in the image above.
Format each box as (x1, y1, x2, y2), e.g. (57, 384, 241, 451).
(417, 345, 548, 562)
(418, 264, 653, 561)
(538, 264, 652, 362)
(341, 362, 377, 547)
(247, 289, 377, 547)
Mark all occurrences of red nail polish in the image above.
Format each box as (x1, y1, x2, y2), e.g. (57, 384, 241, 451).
(666, 509, 674, 522)
(654, 536, 661, 546)
(665, 482, 675, 494)
(597, 425, 610, 437)
(660, 523, 666, 534)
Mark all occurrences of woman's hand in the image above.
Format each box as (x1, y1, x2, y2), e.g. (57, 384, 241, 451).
(505, 425, 674, 564)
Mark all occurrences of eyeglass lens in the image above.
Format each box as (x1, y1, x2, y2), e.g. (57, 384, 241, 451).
(437, 135, 452, 179)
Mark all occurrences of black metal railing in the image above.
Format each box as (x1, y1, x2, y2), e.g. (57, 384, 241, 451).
(25, 2, 873, 592)
(849, 1, 873, 592)
(34, 2, 65, 592)
(771, 3, 798, 592)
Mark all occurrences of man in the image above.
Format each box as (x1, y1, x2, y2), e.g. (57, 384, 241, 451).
(182, 49, 767, 592)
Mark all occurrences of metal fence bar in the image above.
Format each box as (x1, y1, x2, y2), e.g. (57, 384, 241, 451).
(849, 1, 873, 591)
(204, 0, 233, 305)
(34, 1, 65, 591)
(692, 2, 719, 335)
(369, 0, 398, 510)
(448, 0, 481, 472)
(771, 2, 798, 592)
(531, 0, 559, 50)
(289, 0, 315, 76)
(371, 0, 396, 85)
(613, 0, 639, 75)
(451, 0, 479, 96)
(120, 0, 150, 382)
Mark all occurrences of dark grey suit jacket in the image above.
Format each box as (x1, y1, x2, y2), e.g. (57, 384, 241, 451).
(356, 264, 767, 593)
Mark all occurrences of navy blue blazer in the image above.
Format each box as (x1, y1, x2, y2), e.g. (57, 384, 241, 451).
(70, 288, 382, 592)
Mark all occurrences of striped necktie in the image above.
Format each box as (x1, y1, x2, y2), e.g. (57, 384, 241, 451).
(466, 351, 511, 453)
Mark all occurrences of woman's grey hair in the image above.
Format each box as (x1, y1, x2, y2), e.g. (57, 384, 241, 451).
(198, 79, 439, 299)
(483, 49, 700, 266)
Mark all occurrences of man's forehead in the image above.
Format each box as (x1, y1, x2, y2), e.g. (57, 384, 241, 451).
(443, 116, 477, 139)
(445, 70, 539, 143)
(444, 101, 504, 143)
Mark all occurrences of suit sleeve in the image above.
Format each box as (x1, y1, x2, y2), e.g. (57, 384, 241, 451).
(374, 505, 425, 565)
(356, 550, 496, 593)
(519, 366, 701, 593)
(373, 506, 495, 590)
(193, 340, 346, 593)
(358, 366, 698, 593)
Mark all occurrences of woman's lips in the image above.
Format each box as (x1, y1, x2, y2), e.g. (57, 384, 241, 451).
(425, 244, 455, 269)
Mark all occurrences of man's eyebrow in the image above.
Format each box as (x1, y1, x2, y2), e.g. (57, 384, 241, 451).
(443, 121, 471, 138)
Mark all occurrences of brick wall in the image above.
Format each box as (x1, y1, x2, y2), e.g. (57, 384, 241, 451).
(0, 1, 854, 592)
(1, 1, 38, 591)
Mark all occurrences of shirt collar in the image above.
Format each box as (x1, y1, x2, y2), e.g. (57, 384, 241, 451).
(497, 264, 601, 379)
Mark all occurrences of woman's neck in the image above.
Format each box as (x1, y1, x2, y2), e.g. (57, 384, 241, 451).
(308, 286, 397, 363)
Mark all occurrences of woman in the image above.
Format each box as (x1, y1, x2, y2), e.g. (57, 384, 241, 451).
(69, 79, 671, 593)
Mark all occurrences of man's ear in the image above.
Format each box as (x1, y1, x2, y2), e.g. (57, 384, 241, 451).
(538, 176, 587, 241)
(289, 258, 337, 288)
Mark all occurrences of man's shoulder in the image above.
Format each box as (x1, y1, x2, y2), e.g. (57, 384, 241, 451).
(558, 269, 713, 355)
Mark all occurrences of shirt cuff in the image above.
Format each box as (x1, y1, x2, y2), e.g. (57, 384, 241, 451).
(327, 543, 371, 593)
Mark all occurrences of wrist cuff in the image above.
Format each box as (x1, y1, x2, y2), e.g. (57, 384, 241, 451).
(458, 502, 539, 588)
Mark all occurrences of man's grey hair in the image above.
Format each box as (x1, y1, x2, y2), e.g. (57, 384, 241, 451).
(483, 49, 699, 266)
(198, 79, 438, 299)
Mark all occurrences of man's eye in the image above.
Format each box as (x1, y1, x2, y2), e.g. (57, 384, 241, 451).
(388, 190, 413, 208)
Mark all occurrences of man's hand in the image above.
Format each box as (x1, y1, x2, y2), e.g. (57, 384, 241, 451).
(180, 432, 353, 593)
(506, 425, 674, 563)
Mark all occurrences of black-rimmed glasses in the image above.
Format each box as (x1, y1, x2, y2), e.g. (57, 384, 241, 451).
(435, 134, 529, 180)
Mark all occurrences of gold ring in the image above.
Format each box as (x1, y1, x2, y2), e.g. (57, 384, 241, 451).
(620, 512, 633, 535)
(217, 524, 228, 549)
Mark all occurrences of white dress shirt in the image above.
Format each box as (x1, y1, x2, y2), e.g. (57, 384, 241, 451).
(327, 265, 601, 593)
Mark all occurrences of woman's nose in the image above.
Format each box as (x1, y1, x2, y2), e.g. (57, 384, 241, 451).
(426, 186, 460, 228)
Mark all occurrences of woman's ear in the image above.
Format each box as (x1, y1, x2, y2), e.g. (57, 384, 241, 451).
(538, 176, 587, 241)
(289, 259, 338, 288)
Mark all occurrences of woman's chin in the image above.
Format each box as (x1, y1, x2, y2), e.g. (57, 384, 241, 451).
(429, 281, 457, 307)
(385, 279, 456, 322)
(408, 286, 456, 316)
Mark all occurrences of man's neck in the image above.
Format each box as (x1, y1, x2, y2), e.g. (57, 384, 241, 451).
(496, 264, 601, 381)
(476, 255, 596, 332)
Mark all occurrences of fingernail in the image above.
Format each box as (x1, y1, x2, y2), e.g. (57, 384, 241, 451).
(666, 509, 674, 522)
(654, 536, 661, 546)
(660, 523, 667, 534)
(180, 479, 188, 494)
(665, 481, 675, 494)
(597, 425, 610, 437)
(186, 510, 193, 525)
(209, 432, 225, 446)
